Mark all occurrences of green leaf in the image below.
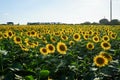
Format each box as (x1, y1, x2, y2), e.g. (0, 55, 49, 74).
(40, 70, 50, 78)
(25, 75, 34, 80)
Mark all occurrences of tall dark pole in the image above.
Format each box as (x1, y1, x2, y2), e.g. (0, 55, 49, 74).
(110, 0, 112, 21)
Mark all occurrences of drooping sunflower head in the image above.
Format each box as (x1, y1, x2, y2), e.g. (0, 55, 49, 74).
(101, 41, 111, 50)
(92, 35, 99, 43)
(102, 35, 110, 42)
(86, 42, 94, 50)
(73, 33, 81, 41)
(61, 35, 68, 41)
(14, 36, 22, 44)
(40, 47, 48, 55)
(99, 51, 112, 62)
(110, 33, 117, 39)
(50, 36, 56, 43)
(46, 44, 55, 54)
(19, 44, 29, 51)
(56, 42, 67, 54)
(93, 55, 108, 67)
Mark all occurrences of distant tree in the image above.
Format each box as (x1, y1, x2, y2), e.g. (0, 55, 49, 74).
(7, 22, 14, 25)
(91, 22, 99, 25)
(110, 19, 119, 25)
(99, 18, 109, 25)
(81, 21, 91, 25)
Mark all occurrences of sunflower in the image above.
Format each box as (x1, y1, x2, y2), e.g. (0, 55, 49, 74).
(40, 47, 48, 55)
(34, 41, 39, 47)
(99, 51, 112, 61)
(110, 33, 117, 39)
(101, 41, 111, 50)
(86, 42, 94, 50)
(61, 35, 68, 41)
(83, 34, 89, 40)
(19, 44, 29, 51)
(46, 44, 55, 54)
(7, 30, 14, 38)
(26, 31, 31, 36)
(37, 33, 43, 39)
(0, 32, 3, 39)
(73, 33, 81, 41)
(26, 41, 35, 48)
(14, 36, 22, 44)
(30, 30, 37, 37)
(50, 36, 56, 43)
(88, 30, 93, 36)
(3, 32, 8, 38)
(69, 40, 75, 46)
(102, 35, 110, 42)
(92, 35, 99, 43)
(93, 55, 108, 67)
(56, 42, 67, 54)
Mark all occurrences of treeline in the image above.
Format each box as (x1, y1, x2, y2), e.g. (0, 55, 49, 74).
(0, 18, 120, 25)
(81, 18, 120, 25)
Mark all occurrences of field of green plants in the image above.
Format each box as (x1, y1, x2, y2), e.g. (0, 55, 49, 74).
(0, 25, 120, 80)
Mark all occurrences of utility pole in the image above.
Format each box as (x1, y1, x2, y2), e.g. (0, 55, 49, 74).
(110, 0, 112, 21)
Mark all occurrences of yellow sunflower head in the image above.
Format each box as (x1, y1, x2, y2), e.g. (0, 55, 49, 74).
(99, 51, 112, 62)
(3, 32, 8, 38)
(0, 32, 3, 39)
(50, 36, 56, 43)
(14, 36, 22, 44)
(110, 33, 117, 39)
(83, 34, 89, 40)
(30, 30, 37, 37)
(19, 44, 29, 51)
(101, 41, 111, 50)
(102, 35, 110, 42)
(40, 47, 48, 55)
(61, 35, 68, 41)
(69, 40, 75, 46)
(56, 42, 67, 54)
(86, 42, 94, 50)
(46, 44, 55, 54)
(73, 33, 81, 41)
(7, 30, 14, 38)
(92, 35, 100, 43)
(93, 55, 108, 67)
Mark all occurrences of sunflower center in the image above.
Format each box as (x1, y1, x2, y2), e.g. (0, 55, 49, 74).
(8, 32, 12, 36)
(88, 44, 93, 48)
(94, 37, 98, 41)
(16, 38, 21, 41)
(31, 31, 35, 35)
(74, 35, 79, 39)
(103, 43, 109, 47)
(60, 45, 65, 51)
(96, 57, 104, 64)
(112, 34, 115, 37)
(49, 46, 53, 50)
(104, 37, 108, 40)
(42, 48, 47, 53)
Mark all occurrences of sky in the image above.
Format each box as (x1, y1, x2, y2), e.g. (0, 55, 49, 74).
(0, 0, 120, 24)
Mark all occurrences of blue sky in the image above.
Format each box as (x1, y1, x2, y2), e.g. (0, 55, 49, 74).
(0, 0, 120, 24)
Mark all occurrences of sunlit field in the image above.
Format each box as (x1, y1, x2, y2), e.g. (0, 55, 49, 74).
(0, 25, 120, 80)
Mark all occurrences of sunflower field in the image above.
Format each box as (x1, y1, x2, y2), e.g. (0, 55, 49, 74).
(0, 25, 120, 80)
